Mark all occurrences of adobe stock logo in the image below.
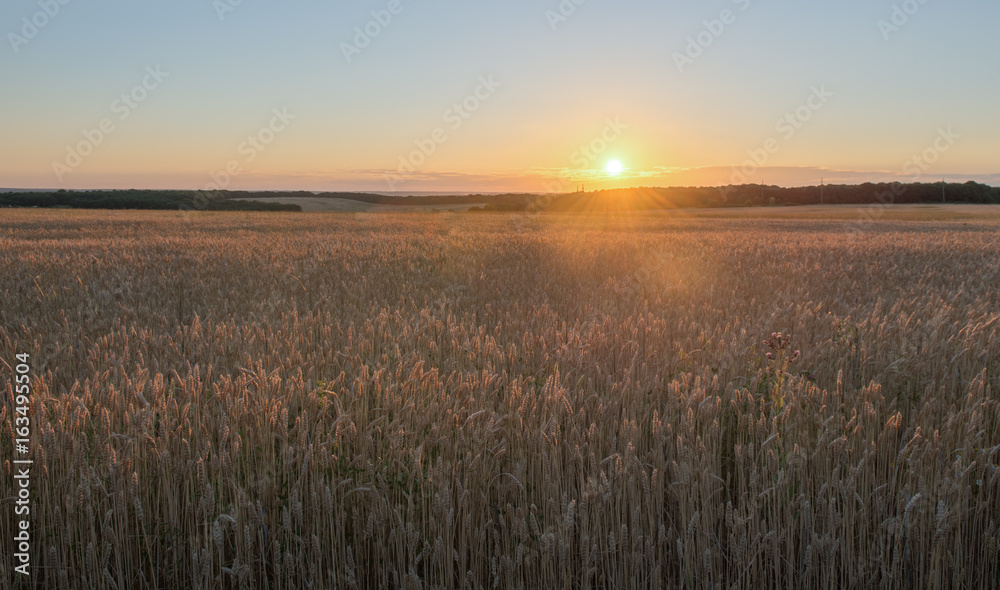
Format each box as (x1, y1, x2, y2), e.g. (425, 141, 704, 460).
(844, 127, 959, 239)
(51, 66, 170, 182)
(385, 76, 502, 190)
(545, 0, 591, 31)
(204, 108, 297, 191)
(673, 0, 751, 73)
(718, 85, 833, 203)
(341, 0, 414, 63)
(878, 0, 933, 41)
(569, 117, 628, 169)
(536, 117, 628, 199)
(213, 0, 249, 22)
(7, 0, 73, 54)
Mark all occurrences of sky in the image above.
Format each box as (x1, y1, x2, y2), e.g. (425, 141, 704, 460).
(1, 0, 998, 193)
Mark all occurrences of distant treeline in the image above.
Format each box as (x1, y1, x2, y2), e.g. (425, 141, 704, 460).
(2, 183, 997, 212)
(533, 182, 1000, 212)
(0, 190, 301, 211)
(316, 182, 999, 212)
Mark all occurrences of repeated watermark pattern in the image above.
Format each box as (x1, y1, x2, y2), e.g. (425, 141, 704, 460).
(518, 117, 628, 217)
(384, 75, 502, 190)
(878, 0, 934, 41)
(673, 0, 752, 73)
(844, 127, 959, 237)
(202, 108, 297, 193)
(341, 0, 414, 63)
(214, 0, 250, 22)
(568, 117, 628, 170)
(545, 0, 592, 31)
(7, 0, 72, 54)
(720, 84, 834, 201)
(51, 66, 170, 182)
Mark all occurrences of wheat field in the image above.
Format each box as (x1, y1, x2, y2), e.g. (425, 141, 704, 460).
(1, 209, 998, 589)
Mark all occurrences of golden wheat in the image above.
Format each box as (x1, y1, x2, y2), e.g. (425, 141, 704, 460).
(0, 209, 998, 589)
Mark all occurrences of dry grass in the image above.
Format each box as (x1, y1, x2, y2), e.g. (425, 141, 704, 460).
(230, 197, 487, 213)
(1, 209, 998, 589)
(671, 203, 1000, 221)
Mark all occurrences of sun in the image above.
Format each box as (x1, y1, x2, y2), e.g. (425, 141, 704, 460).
(605, 159, 625, 176)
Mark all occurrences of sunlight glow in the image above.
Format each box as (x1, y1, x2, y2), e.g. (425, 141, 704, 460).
(605, 159, 625, 176)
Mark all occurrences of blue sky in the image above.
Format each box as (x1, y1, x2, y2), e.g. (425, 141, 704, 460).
(2, 0, 997, 191)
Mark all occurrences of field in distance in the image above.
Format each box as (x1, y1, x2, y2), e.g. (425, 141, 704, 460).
(1, 210, 998, 588)
(669, 203, 1000, 221)
(232, 195, 487, 212)
(234, 196, 1000, 220)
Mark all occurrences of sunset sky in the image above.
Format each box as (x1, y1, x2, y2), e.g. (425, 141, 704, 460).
(2, 0, 997, 193)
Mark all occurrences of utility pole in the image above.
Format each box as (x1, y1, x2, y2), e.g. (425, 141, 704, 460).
(820, 178, 824, 205)
(941, 179, 946, 204)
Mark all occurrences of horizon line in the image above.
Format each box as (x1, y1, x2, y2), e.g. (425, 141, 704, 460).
(3, 179, 998, 196)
